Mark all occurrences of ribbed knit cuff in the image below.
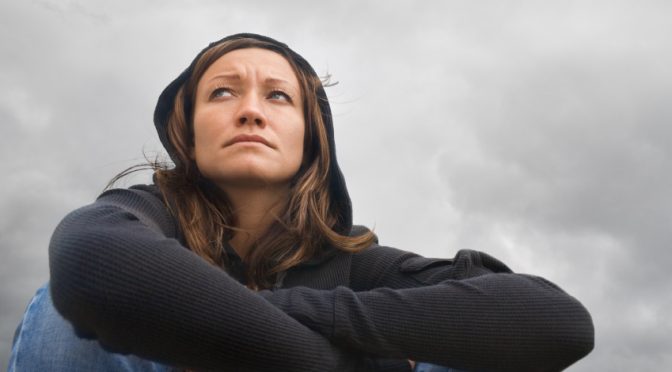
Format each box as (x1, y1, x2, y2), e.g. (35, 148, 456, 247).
(258, 287, 336, 339)
(366, 358, 414, 372)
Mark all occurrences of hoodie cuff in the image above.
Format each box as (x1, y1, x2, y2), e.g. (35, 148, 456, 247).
(258, 287, 336, 338)
(366, 358, 414, 371)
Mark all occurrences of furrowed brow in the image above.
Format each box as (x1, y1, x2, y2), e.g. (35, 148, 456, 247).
(265, 77, 291, 85)
(206, 72, 242, 83)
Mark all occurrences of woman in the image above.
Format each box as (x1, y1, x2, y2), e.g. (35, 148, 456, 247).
(11, 33, 594, 371)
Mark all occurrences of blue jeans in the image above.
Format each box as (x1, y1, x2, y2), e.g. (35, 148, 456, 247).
(414, 362, 465, 372)
(9, 283, 176, 372)
(9, 283, 464, 371)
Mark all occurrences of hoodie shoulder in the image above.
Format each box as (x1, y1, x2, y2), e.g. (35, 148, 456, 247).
(96, 184, 178, 238)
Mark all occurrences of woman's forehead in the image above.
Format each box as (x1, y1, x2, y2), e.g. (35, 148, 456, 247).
(200, 48, 299, 86)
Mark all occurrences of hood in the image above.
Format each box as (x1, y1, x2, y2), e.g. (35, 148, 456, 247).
(152, 33, 353, 234)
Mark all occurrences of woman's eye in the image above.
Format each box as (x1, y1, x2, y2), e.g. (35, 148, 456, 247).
(211, 87, 233, 99)
(268, 90, 291, 102)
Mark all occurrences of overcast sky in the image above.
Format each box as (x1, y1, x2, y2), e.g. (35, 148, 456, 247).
(1, 0, 671, 370)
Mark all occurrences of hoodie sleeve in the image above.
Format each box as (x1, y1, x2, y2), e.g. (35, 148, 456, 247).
(260, 245, 595, 372)
(48, 186, 367, 372)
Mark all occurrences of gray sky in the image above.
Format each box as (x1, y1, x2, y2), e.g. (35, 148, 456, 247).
(2, 0, 671, 370)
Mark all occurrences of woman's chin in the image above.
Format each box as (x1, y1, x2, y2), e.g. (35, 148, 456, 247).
(209, 172, 294, 191)
(199, 157, 300, 191)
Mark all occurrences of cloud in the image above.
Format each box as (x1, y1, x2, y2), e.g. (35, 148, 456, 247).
(428, 7, 672, 369)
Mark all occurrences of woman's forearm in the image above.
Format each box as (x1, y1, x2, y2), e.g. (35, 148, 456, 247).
(48, 196, 366, 371)
(261, 265, 594, 371)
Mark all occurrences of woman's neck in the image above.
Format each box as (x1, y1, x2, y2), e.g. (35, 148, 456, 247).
(224, 185, 289, 260)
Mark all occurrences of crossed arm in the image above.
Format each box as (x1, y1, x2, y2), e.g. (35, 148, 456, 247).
(263, 257, 594, 370)
(49, 191, 372, 371)
(49, 187, 593, 371)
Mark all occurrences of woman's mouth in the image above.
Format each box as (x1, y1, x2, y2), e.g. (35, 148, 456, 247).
(225, 134, 274, 148)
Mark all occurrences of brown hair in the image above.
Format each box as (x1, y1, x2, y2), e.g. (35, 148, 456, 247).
(152, 38, 374, 289)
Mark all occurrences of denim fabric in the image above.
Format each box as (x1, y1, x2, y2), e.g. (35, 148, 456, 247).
(414, 361, 467, 372)
(8, 283, 176, 372)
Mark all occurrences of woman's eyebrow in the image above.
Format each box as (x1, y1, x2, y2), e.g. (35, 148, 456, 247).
(264, 77, 300, 96)
(205, 71, 298, 91)
(264, 77, 292, 86)
(206, 72, 242, 83)
(205, 74, 295, 88)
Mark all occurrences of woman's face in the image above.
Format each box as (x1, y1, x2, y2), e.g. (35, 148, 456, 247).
(192, 48, 305, 192)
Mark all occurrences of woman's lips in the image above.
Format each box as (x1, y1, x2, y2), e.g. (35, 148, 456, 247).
(225, 134, 274, 148)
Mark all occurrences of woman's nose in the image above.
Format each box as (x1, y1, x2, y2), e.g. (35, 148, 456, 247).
(236, 93, 266, 127)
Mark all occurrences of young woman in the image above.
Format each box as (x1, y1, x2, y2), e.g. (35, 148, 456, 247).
(11, 33, 594, 371)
